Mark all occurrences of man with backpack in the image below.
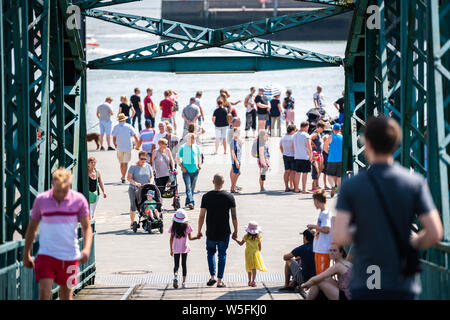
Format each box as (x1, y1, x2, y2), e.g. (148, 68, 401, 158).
(334, 116, 443, 300)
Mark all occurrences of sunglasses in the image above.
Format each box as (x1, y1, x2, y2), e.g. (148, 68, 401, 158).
(139, 157, 147, 161)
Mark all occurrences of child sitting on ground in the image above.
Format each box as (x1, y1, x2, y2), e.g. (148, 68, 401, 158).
(234, 221, 267, 287)
(143, 190, 161, 221)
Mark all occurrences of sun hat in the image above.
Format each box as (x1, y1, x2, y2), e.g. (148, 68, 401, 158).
(172, 209, 188, 223)
(117, 113, 128, 122)
(146, 190, 155, 198)
(333, 123, 341, 131)
(245, 221, 261, 235)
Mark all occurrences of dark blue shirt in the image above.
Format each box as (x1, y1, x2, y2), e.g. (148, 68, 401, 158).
(291, 242, 316, 281)
(269, 99, 281, 117)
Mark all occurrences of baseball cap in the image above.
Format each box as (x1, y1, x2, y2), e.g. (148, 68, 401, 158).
(333, 123, 341, 131)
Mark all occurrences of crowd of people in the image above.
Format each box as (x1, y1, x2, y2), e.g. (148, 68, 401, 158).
(21, 85, 444, 301)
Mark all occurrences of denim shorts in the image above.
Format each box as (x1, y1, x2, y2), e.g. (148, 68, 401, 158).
(99, 120, 112, 135)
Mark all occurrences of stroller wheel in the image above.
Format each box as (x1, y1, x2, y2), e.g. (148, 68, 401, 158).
(173, 197, 181, 210)
(132, 221, 138, 233)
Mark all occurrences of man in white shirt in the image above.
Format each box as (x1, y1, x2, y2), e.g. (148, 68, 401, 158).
(292, 121, 313, 193)
(308, 190, 332, 275)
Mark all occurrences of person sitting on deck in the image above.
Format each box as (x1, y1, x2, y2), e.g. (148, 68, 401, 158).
(279, 229, 316, 293)
(301, 243, 352, 300)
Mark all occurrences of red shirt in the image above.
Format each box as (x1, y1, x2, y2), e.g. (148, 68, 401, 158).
(160, 99, 174, 118)
(144, 96, 153, 116)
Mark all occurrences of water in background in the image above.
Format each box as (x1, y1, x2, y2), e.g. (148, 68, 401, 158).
(86, 0, 346, 135)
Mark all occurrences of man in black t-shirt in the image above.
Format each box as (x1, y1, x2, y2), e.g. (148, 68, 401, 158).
(198, 174, 237, 288)
(255, 88, 270, 131)
(131, 88, 143, 131)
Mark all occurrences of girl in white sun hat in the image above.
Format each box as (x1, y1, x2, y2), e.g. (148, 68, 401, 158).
(234, 221, 267, 287)
(169, 209, 199, 289)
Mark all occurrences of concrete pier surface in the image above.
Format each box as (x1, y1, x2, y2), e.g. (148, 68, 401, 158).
(76, 133, 337, 300)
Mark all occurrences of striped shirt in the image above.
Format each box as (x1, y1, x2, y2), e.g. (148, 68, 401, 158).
(139, 128, 156, 152)
(30, 189, 89, 261)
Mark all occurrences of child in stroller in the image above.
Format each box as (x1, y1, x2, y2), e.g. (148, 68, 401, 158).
(143, 190, 161, 221)
(133, 184, 164, 234)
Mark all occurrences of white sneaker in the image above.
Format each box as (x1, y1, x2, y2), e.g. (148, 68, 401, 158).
(182, 282, 186, 288)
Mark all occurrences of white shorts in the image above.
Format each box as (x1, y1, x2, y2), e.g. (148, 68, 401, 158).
(215, 126, 228, 139)
(116, 150, 131, 163)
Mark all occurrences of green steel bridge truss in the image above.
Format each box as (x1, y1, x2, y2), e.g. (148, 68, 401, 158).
(0, 0, 449, 299)
(342, 0, 450, 298)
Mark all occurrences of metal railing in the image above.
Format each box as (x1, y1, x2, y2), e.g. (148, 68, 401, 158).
(0, 221, 96, 300)
(420, 241, 450, 300)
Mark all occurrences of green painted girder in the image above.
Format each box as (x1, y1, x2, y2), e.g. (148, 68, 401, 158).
(295, 0, 355, 7)
(78, 0, 141, 10)
(83, 5, 351, 46)
(88, 56, 340, 73)
(87, 38, 342, 70)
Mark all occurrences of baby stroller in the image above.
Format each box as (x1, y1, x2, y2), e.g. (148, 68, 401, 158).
(156, 170, 181, 211)
(133, 184, 164, 234)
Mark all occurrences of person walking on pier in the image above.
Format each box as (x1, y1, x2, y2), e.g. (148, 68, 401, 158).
(96, 97, 115, 151)
(244, 87, 257, 139)
(283, 89, 295, 129)
(112, 113, 140, 184)
(230, 127, 243, 193)
(310, 121, 326, 191)
(160, 90, 175, 124)
(213, 99, 229, 155)
(182, 97, 201, 137)
(323, 123, 343, 197)
(87, 156, 107, 218)
(255, 88, 270, 132)
(194, 91, 205, 127)
(197, 174, 238, 288)
(280, 124, 296, 192)
(177, 133, 202, 210)
(333, 90, 345, 124)
(334, 116, 443, 300)
(234, 221, 267, 287)
(131, 88, 143, 131)
(269, 94, 282, 137)
(313, 85, 325, 114)
(22, 168, 92, 300)
(139, 119, 156, 157)
(293, 121, 312, 193)
(119, 95, 135, 125)
(127, 151, 153, 229)
(144, 88, 157, 129)
(169, 209, 199, 289)
(253, 129, 270, 193)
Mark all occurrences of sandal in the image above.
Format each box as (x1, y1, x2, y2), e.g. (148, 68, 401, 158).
(206, 279, 217, 286)
(250, 281, 256, 287)
(217, 282, 226, 288)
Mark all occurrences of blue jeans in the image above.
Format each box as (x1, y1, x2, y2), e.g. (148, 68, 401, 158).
(206, 236, 230, 279)
(125, 117, 131, 124)
(182, 171, 198, 205)
(145, 115, 155, 129)
(132, 113, 142, 131)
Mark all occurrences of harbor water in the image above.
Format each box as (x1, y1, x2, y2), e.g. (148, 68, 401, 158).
(85, 0, 346, 134)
